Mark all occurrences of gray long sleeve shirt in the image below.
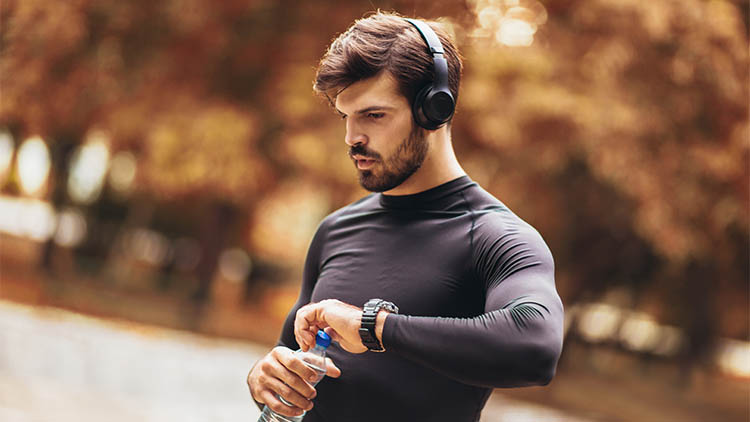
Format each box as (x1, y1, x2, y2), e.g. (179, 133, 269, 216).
(278, 176, 564, 422)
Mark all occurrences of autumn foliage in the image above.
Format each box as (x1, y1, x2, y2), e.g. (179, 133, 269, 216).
(1, 0, 747, 363)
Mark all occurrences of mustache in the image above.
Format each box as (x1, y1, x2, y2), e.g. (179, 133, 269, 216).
(349, 144, 381, 160)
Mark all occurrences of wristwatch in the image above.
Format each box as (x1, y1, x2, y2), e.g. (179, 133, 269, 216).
(359, 299, 399, 352)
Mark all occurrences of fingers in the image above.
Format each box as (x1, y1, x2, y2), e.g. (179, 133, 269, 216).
(296, 300, 369, 354)
(248, 347, 320, 416)
(274, 348, 320, 386)
(257, 388, 307, 417)
(295, 299, 343, 349)
(294, 303, 325, 351)
(324, 357, 342, 378)
(263, 376, 313, 412)
(293, 305, 310, 350)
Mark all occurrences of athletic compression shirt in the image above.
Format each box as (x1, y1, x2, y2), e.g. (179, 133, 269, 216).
(277, 175, 564, 422)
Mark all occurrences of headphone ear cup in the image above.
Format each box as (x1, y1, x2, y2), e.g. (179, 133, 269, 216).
(412, 85, 441, 130)
(423, 89, 455, 126)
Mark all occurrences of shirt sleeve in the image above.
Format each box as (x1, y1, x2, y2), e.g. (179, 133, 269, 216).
(381, 213, 564, 388)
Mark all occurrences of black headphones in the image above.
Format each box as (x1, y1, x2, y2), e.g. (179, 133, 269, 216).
(404, 18, 456, 130)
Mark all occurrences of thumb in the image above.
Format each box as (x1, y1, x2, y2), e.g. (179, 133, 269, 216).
(324, 357, 342, 378)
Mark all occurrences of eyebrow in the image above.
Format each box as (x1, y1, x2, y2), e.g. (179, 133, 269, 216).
(335, 105, 396, 116)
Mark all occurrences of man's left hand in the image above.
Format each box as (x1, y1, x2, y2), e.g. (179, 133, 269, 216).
(294, 299, 388, 354)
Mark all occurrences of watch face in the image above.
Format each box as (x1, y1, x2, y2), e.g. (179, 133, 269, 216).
(376, 301, 398, 314)
(365, 299, 384, 309)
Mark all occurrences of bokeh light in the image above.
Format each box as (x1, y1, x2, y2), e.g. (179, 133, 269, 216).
(218, 248, 252, 283)
(16, 136, 51, 197)
(0, 196, 56, 241)
(108, 151, 137, 195)
(717, 340, 750, 378)
(577, 303, 622, 343)
(470, 0, 547, 46)
(496, 17, 536, 47)
(68, 132, 111, 204)
(618, 312, 662, 353)
(53, 208, 87, 248)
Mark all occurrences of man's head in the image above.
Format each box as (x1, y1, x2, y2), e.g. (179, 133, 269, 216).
(314, 12, 462, 125)
(314, 12, 462, 193)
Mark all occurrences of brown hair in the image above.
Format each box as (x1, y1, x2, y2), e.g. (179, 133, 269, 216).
(314, 11, 462, 114)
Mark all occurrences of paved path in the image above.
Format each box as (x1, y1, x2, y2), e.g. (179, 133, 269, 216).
(0, 300, 587, 422)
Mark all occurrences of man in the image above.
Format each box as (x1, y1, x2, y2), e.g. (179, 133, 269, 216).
(247, 12, 563, 422)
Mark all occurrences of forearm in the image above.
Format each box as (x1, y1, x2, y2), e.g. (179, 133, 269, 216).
(382, 294, 563, 388)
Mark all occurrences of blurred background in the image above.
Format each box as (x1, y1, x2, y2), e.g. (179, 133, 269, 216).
(0, 0, 747, 421)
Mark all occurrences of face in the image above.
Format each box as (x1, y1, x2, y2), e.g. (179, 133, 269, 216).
(334, 73, 428, 193)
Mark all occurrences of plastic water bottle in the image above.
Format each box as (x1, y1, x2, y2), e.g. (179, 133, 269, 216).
(258, 330, 331, 422)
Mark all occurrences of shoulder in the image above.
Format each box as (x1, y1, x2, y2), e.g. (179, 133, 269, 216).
(462, 184, 540, 235)
(463, 185, 554, 270)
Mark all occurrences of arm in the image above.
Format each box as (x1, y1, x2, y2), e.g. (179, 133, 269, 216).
(382, 222, 563, 388)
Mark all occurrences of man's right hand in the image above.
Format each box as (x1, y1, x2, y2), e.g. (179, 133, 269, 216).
(247, 346, 342, 417)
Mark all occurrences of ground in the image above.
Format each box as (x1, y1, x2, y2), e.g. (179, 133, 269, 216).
(0, 300, 593, 422)
(0, 262, 747, 421)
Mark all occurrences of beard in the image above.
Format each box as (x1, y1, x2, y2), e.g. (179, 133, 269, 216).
(349, 124, 428, 192)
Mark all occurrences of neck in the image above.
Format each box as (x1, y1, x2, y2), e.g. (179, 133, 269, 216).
(383, 126, 466, 196)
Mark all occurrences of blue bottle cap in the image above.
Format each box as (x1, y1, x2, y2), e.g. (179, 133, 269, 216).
(315, 330, 331, 348)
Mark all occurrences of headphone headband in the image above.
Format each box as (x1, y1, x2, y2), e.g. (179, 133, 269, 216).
(404, 18, 445, 55)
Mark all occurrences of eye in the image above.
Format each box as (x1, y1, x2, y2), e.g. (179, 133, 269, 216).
(367, 112, 385, 119)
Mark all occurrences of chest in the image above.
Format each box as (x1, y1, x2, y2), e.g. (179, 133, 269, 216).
(309, 211, 485, 317)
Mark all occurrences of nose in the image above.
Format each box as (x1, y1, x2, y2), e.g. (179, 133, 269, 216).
(344, 118, 366, 147)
